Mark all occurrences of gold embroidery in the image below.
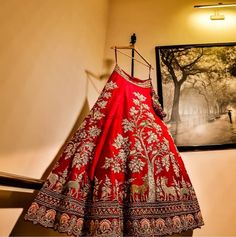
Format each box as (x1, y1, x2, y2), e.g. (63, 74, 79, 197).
(25, 77, 204, 236)
(25, 198, 204, 236)
(114, 64, 151, 88)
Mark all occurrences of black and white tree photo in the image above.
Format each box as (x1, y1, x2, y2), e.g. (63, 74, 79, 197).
(156, 43, 236, 150)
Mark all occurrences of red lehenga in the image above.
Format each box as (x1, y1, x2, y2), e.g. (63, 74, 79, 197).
(25, 65, 204, 236)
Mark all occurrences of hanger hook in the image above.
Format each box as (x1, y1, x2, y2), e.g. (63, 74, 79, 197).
(130, 33, 136, 46)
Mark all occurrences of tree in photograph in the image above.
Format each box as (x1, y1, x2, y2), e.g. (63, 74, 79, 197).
(162, 83, 174, 120)
(185, 77, 212, 117)
(202, 47, 236, 114)
(218, 46, 236, 77)
(165, 46, 236, 121)
(183, 47, 225, 117)
(160, 48, 204, 122)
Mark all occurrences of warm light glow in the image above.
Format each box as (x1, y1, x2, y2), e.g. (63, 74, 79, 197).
(189, 10, 236, 28)
(210, 10, 225, 20)
(194, 3, 236, 20)
(194, 2, 236, 8)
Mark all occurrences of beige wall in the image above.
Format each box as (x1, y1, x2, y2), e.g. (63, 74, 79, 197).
(182, 151, 236, 236)
(0, 0, 109, 177)
(104, 0, 236, 236)
(0, 0, 109, 235)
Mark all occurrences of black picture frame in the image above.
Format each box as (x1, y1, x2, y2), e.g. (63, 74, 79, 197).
(155, 42, 236, 152)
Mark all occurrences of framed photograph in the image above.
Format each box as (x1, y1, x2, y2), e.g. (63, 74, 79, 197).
(155, 42, 236, 151)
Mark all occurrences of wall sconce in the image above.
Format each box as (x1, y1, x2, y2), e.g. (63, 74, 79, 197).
(210, 9, 225, 20)
(194, 2, 236, 8)
(194, 2, 236, 20)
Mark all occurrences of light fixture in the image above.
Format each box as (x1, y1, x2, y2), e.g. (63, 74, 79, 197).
(210, 10, 225, 20)
(194, 2, 236, 8)
(194, 2, 236, 20)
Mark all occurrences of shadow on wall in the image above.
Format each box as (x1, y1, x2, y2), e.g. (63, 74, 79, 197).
(38, 58, 113, 180)
(8, 60, 112, 236)
(0, 59, 114, 158)
(9, 98, 90, 236)
(86, 58, 114, 81)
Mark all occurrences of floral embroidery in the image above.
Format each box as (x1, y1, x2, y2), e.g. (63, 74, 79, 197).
(120, 92, 168, 202)
(112, 134, 130, 150)
(88, 125, 101, 137)
(103, 134, 130, 174)
(128, 157, 145, 172)
(99, 91, 192, 204)
(104, 81, 118, 90)
(162, 155, 171, 171)
(97, 100, 108, 109)
(25, 69, 203, 236)
(41, 80, 118, 199)
(25, 196, 204, 237)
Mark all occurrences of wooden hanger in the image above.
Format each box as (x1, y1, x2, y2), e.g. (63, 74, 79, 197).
(111, 45, 154, 70)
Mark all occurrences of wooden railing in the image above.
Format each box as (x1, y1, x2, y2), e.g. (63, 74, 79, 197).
(0, 171, 44, 190)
